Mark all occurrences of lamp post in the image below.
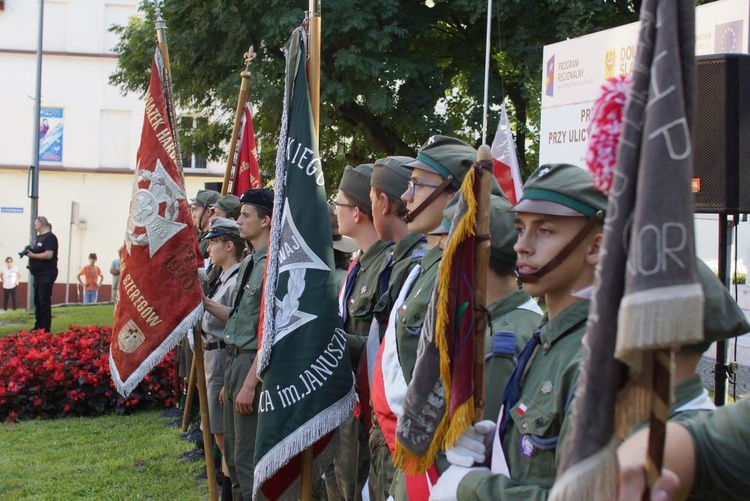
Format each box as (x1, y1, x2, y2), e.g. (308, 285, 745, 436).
(27, 0, 44, 311)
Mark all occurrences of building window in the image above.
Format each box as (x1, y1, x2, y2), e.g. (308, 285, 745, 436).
(180, 116, 207, 169)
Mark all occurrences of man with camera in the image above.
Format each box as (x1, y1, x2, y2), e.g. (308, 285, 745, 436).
(20, 216, 59, 332)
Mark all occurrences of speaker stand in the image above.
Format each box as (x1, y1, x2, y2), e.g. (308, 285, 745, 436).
(714, 213, 738, 406)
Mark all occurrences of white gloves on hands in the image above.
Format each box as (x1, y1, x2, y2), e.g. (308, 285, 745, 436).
(445, 420, 496, 467)
(429, 464, 489, 501)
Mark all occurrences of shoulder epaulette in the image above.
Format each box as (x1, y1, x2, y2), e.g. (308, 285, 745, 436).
(410, 248, 428, 261)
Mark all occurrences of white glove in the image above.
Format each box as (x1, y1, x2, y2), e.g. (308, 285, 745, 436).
(445, 420, 496, 467)
(429, 464, 489, 501)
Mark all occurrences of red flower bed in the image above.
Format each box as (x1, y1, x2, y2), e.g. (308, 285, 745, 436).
(0, 326, 175, 421)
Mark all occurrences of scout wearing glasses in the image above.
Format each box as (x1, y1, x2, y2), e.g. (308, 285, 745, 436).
(370, 135, 478, 500)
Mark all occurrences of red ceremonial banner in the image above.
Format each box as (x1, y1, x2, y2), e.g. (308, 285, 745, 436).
(109, 49, 204, 397)
(231, 102, 262, 195)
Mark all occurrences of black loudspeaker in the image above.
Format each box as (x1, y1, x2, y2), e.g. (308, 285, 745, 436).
(692, 53, 750, 214)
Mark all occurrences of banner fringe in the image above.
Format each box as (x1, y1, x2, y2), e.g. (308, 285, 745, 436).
(394, 168, 478, 475)
(109, 303, 203, 397)
(548, 436, 618, 501)
(615, 283, 703, 365)
(253, 382, 356, 501)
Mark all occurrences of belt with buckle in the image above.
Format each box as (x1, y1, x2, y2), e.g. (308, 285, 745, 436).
(226, 344, 256, 357)
(203, 340, 227, 351)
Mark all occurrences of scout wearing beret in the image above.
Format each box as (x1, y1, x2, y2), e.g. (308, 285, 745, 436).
(369, 135, 478, 501)
(203, 188, 273, 500)
(199, 216, 245, 494)
(432, 163, 608, 500)
(211, 194, 242, 221)
(328, 164, 394, 501)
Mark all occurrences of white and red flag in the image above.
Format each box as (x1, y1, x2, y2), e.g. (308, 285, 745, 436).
(231, 102, 262, 195)
(490, 103, 523, 205)
(109, 49, 204, 397)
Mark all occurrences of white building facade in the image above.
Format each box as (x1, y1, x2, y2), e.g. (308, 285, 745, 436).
(0, 0, 223, 305)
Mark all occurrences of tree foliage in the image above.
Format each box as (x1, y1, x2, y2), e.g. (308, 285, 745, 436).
(111, 0, 640, 185)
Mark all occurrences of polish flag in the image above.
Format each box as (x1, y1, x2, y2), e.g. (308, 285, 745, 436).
(491, 103, 524, 205)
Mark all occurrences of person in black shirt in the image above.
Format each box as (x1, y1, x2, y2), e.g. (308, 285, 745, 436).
(23, 216, 58, 332)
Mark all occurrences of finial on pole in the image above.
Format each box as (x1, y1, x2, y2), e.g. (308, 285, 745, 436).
(242, 46, 256, 78)
(150, 0, 165, 29)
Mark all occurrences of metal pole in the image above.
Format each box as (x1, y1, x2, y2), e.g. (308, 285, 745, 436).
(27, 0, 44, 312)
(481, 0, 492, 144)
(714, 214, 734, 406)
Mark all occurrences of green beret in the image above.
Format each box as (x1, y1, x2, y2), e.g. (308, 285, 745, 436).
(404, 135, 476, 191)
(510, 163, 607, 218)
(213, 194, 241, 220)
(686, 259, 750, 352)
(372, 156, 414, 199)
(338, 164, 374, 206)
(191, 189, 221, 208)
(442, 194, 517, 263)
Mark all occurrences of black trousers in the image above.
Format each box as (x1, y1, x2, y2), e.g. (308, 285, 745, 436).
(3, 287, 16, 310)
(33, 273, 56, 332)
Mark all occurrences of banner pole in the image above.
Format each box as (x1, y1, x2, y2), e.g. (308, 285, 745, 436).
(222, 47, 256, 196)
(472, 145, 493, 419)
(151, 3, 217, 500)
(481, 0, 492, 144)
(299, 2, 321, 500)
(308, 0, 321, 138)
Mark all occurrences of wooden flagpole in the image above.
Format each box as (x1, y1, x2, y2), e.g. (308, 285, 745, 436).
(221, 47, 257, 196)
(300, 2, 321, 500)
(151, 2, 217, 500)
(472, 145, 493, 419)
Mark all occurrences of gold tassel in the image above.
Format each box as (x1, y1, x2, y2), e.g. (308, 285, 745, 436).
(394, 168, 479, 476)
(548, 437, 618, 501)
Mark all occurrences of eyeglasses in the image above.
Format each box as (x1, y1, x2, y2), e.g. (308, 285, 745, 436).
(331, 201, 357, 211)
(407, 179, 442, 197)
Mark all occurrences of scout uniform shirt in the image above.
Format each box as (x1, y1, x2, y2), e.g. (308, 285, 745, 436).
(224, 246, 267, 351)
(458, 300, 589, 500)
(484, 290, 543, 422)
(372, 233, 428, 337)
(395, 244, 442, 383)
(343, 239, 393, 368)
(684, 395, 750, 499)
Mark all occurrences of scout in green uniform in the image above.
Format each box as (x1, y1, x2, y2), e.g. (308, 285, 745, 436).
(190, 189, 221, 258)
(367, 155, 428, 501)
(202, 188, 272, 501)
(175, 189, 221, 402)
(474, 194, 543, 421)
(211, 194, 242, 220)
(369, 136, 476, 501)
(618, 396, 750, 500)
(200, 217, 245, 495)
(431, 163, 608, 501)
(328, 164, 393, 501)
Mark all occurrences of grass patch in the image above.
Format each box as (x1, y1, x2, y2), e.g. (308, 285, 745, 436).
(0, 306, 206, 498)
(0, 410, 205, 499)
(0, 304, 115, 338)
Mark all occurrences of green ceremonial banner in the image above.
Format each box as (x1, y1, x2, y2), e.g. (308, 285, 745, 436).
(253, 27, 356, 501)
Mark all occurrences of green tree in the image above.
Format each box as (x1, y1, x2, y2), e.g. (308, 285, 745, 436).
(111, 0, 640, 185)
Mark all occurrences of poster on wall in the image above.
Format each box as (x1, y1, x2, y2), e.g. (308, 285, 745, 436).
(39, 107, 64, 162)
